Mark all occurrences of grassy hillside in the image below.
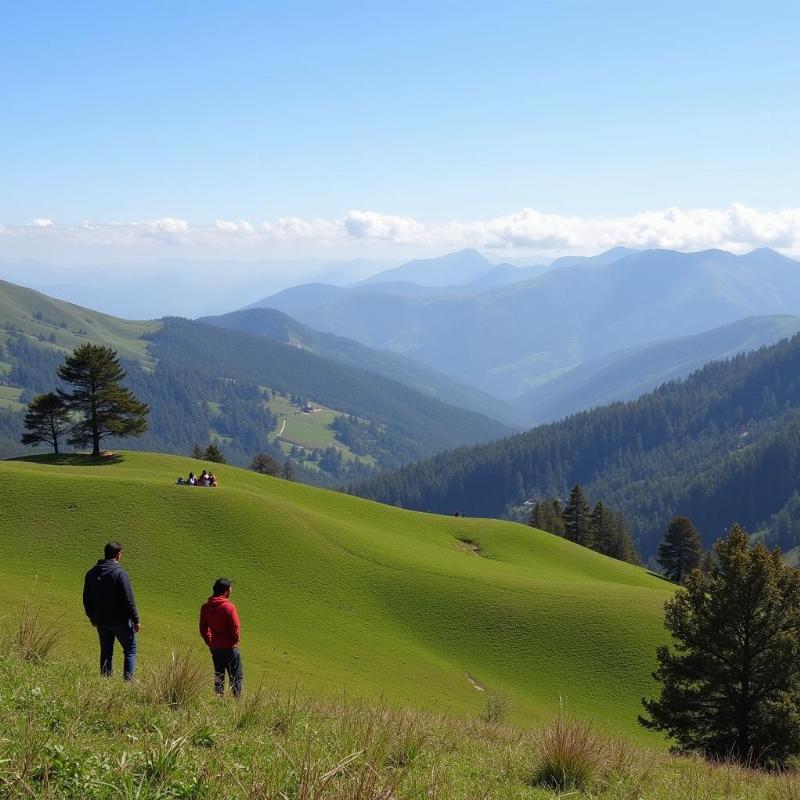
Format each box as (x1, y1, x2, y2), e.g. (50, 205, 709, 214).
(0, 451, 673, 740)
(0, 277, 159, 365)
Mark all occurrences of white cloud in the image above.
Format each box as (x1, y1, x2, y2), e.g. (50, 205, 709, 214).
(2, 204, 800, 256)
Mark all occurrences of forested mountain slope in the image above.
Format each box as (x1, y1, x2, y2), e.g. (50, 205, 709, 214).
(0, 281, 510, 481)
(200, 307, 521, 425)
(354, 334, 800, 559)
(520, 315, 800, 423)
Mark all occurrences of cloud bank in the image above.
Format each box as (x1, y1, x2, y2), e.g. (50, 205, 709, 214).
(2, 204, 799, 256)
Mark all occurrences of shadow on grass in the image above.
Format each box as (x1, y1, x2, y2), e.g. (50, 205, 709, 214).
(646, 570, 675, 585)
(8, 453, 125, 467)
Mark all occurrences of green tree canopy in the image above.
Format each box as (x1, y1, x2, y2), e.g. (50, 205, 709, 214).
(640, 524, 800, 767)
(21, 392, 70, 455)
(57, 344, 148, 457)
(250, 451, 281, 476)
(203, 442, 226, 464)
(657, 516, 703, 583)
(563, 483, 593, 547)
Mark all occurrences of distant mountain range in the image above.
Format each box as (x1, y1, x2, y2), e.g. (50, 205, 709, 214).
(521, 315, 800, 423)
(248, 246, 800, 411)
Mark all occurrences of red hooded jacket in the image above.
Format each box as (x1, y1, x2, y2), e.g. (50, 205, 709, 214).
(199, 595, 240, 649)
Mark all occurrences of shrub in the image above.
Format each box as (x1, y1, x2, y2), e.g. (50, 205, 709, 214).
(530, 709, 604, 791)
(480, 691, 512, 724)
(145, 649, 206, 709)
(10, 598, 66, 664)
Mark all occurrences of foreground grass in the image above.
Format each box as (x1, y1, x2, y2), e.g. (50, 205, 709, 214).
(0, 650, 796, 800)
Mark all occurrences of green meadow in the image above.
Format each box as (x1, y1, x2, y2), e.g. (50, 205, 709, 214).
(0, 451, 674, 740)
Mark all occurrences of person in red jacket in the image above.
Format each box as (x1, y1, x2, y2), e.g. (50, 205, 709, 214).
(198, 577, 243, 697)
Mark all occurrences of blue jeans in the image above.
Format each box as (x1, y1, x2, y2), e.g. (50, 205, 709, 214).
(97, 621, 137, 680)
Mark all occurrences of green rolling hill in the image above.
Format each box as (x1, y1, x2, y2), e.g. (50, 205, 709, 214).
(0, 451, 673, 740)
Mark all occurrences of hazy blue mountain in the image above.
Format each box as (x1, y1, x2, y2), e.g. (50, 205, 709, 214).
(520, 315, 800, 424)
(200, 307, 523, 426)
(466, 262, 548, 289)
(252, 247, 800, 402)
(548, 246, 640, 270)
(355, 248, 493, 287)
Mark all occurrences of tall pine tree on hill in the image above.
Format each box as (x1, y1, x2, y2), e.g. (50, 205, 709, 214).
(58, 344, 149, 457)
(529, 499, 565, 536)
(563, 483, 593, 547)
(640, 525, 800, 767)
(657, 516, 703, 583)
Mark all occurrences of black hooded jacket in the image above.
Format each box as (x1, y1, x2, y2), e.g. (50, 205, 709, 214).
(82, 559, 140, 626)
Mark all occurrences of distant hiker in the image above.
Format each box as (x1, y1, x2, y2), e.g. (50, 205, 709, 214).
(199, 577, 243, 697)
(82, 541, 141, 680)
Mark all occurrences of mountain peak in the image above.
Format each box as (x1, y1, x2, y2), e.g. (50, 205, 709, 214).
(356, 249, 493, 288)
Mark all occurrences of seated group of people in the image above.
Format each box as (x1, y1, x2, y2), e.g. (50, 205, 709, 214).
(177, 470, 218, 487)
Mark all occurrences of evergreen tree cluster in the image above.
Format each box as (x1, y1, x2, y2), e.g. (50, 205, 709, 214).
(354, 334, 800, 559)
(20, 343, 149, 457)
(529, 484, 639, 564)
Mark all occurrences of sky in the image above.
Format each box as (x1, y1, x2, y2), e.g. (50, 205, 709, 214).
(1, 0, 798, 279)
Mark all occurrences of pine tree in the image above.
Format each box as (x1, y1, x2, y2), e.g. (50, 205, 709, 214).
(191, 442, 204, 459)
(203, 442, 226, 464)
(57, 344, 148, 457)
(591, 500, 618, 556)
(21, 392, 70, 455)
(529, 499, 565, 536)
(563, 484, 593, 547)
(657, 516, 703, 583)
(640, 525, 800, 767)
(282, 458, 295, 481)
(250, 451, 281, 475)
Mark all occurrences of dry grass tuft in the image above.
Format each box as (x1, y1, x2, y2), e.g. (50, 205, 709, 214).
(143, 648, 206, 708)
(10, 598, 66, 664)
(530, 708, 605, 791)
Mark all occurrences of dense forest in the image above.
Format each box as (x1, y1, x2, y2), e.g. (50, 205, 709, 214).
(0, 316, 509, 484)
(353, 335, 800, 559)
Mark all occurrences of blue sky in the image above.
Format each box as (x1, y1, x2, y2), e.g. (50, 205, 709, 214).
(0, 0, 798, 264)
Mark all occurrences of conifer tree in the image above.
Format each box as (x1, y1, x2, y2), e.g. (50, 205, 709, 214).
(591, 500, 618, 555)
(203, 442, 226, 464)
(191, 442, 204, 459)
(21, 392, 70, 455)
(57, 344, 148, 457)
(640, 525, 800, 767)
(529, 499, 565, 536)
(282, 458, 295, 481)
(657, 516, 703, 583)
(563, 484, 593, 546)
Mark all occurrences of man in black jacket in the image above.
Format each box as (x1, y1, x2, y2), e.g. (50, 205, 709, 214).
(83, 541, 141, 680)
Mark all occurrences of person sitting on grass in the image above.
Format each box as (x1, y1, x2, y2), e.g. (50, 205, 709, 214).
(188, 471, 197, 486)
(199, 577, 243, 697)
(208, 472, 218, 487)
